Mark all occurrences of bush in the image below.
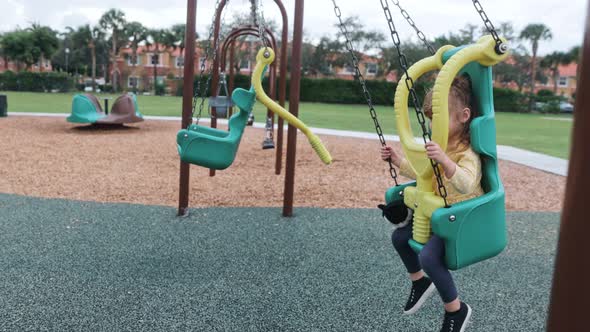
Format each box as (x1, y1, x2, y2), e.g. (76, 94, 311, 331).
(492, 88, 527, 112)
(0, 71, 74, 92)
(155, 82, 166, 96)
(98, 84, 113, 93)
(537, 89, 554, 97)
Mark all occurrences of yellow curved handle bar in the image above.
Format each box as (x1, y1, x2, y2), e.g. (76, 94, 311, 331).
(252, 48, 332, 165)
(394, 35, 508, 181)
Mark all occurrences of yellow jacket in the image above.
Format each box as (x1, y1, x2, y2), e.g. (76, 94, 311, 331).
(399, 144, 484, 205)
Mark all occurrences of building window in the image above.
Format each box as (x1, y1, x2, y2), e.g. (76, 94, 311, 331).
(128, 54, 141, 66)
(342, 64, 355, 75)
(128, 77, 139, 88)
(176, 56, 184, 68)
(150, 54, 160, 66)
(366, 63, 378, 76)
(239, 59, 250, 71)
(558, 76, 568, 87)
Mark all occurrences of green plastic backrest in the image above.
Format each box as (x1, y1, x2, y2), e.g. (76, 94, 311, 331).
(228, 86, 256, 137)
(127, 93, 143, 118)
(68, 94, 106, 123)
(441, 47, 499, 194)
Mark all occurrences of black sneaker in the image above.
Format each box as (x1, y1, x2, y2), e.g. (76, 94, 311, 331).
(403, 276, 436, 314)
(440, 302, 472, 332)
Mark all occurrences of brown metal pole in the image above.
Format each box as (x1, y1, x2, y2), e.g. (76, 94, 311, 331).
(178, 0, 197, 216)
(283, 0, 304, 217)
(276, 0, 288, 176)
(209, 0, 227, 177)
(547, 4, 590, 330)
(228, 40, 235, 118)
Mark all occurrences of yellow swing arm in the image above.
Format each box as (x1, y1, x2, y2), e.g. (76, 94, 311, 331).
(252, 48, 332, 165)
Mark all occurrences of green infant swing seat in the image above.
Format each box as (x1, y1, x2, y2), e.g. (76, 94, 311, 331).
(176, 86, 256, 170)
(385, 36, 508, 271)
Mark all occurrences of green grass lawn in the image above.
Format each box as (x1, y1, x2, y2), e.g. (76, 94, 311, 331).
(1, 91, 572, 158)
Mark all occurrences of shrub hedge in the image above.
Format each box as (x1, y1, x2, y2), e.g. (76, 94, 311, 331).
(0, 70, 528, 112)
(0, 71, 74, 92)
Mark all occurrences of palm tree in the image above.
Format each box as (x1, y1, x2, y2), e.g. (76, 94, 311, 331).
(126, 21, 147, 93)
(520, 23, 552, 111)
(74, 25, 104, 92)
(145, 29, 171, 94)
(171, 24, 187, 78)
(100, 9, 127, 92)
(541, 51, 573, 93)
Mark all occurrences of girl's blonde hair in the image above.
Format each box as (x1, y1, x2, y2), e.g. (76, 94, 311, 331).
(423, 75, 477, 144)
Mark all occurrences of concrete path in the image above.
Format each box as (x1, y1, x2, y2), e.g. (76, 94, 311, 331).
(7, 112, 569, 176)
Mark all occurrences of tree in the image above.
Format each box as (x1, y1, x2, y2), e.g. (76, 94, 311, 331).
(541, 51, 573, 93)
(479, 21, 516, 42)
(381, 40, 432, 77)
(170, 24, 187, 78)
(0, 33, 8, 70)
(145, 29, 172, 94)
(1, 30, 36, 70)
(125, 21, 147, 92)
(100, 9, 127, 92)
(28, 23, 59, 72)
(520, 23, 552, 111)
(72, 25, 104, 91)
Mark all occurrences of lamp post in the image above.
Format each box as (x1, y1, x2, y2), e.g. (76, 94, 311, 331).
(65, 48, 70, 73)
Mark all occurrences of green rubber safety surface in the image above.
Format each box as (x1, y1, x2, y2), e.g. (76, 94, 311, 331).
(0, 194, 558, 331)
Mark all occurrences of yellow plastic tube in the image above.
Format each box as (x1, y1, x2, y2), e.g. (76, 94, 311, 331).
(252, 48, 332, 165)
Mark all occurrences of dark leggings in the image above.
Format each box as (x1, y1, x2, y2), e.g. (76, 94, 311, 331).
(392, 223, 458, 303)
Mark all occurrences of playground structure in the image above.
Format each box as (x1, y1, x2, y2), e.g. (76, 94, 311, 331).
(67, 93, 144, 125)
(178, 0, 304, 217)
(208, 0, 288, 177)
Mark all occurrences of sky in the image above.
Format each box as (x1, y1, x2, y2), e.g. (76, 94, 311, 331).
(1, 0, 587, 56)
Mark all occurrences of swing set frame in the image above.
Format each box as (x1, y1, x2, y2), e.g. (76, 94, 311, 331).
(178, 0, 303, 217)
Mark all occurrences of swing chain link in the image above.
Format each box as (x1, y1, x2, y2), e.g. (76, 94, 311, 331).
(472, 0, 508, 54)
(256, 0, 270, 49)
(191, 0, 226, 124)
(332, 0, 399, 184)
(389, 0, 435, 55)
(380, 0, 449, 207)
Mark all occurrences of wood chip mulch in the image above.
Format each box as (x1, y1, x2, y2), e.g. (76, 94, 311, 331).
(0, 116, 565, 212)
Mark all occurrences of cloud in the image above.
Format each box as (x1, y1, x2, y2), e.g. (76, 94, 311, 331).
(0, 0, 586, 55)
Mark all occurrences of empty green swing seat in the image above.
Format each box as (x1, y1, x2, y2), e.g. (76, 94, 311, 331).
(176, 86, 256, 170)
(385, 45, 507, 271)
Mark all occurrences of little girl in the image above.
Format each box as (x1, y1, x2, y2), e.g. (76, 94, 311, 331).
(381, 76, 483, 332)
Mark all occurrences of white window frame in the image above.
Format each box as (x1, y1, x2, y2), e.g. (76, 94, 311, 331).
(341, 64, 355, 75)
(558, 76, 568, 87)
(148, 53, 164, 67)
(175, 56, 185, 68)
(128, 76, 139, 88)
(366, 63, 378, 76)
(127, 54, 140, 66)
(239, 59, 251, 71)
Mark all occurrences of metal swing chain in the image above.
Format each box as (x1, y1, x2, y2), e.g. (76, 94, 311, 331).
(331, 0, 399, 185)
(256, 0, 270, 49)
(191, 0, 227, 124)
(472, 0, 508, 54)
(380, 0, 449, 207)
(389, 0, 435, 55)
